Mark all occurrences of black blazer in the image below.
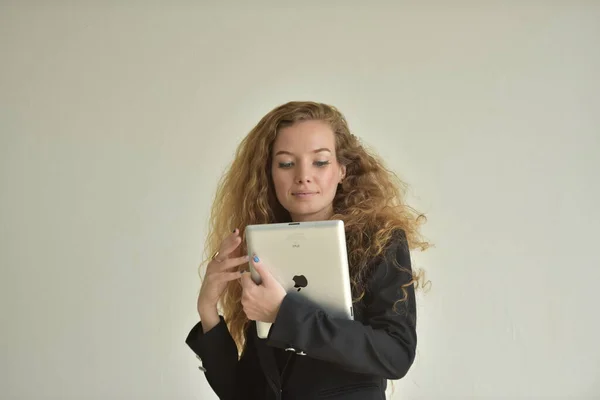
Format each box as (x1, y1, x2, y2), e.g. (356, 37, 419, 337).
(185, 232, 417, 400)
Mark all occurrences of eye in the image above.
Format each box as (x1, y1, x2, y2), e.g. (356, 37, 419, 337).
(315, 161, 330, 167)
(278, 162, 293, 169)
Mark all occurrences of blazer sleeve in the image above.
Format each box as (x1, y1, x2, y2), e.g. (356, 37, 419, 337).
(266, 233, 417, 380)
(185, 317, 264, 399)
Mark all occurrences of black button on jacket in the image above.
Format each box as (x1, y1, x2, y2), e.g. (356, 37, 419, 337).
(186, 232, 417, 399)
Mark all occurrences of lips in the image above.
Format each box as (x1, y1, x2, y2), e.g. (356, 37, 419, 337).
(292, 191, 318, 196)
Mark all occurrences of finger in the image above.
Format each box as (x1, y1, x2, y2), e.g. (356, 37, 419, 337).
(212, 229, 242, 262)
(219, 228, 242, 257)
(217, 270, 244, 283)
(240, 271, 254, 290)
(251, 255, 271, 285)
(218, 254, 249, 272)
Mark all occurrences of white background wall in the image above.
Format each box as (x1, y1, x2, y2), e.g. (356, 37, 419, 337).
(1, 1, 599, 399)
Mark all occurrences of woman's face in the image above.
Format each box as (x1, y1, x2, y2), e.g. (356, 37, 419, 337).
(271, 120, 346, 222)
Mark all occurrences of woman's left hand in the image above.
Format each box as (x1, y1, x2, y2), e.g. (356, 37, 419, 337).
(241, 255, 287, 323)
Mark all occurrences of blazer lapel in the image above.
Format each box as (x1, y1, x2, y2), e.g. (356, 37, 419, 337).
(251, 323, 281, 394)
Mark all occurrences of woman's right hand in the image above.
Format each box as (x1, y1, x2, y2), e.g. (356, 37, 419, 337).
(197, 228, 249, 317)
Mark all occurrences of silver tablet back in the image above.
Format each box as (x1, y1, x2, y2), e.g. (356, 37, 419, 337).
(245, 220, 354, 338)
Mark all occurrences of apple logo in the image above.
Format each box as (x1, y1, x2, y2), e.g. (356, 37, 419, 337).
(292, 275, 308, 292)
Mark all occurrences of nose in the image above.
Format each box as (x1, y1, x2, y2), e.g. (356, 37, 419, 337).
(296, 176, 312, 184)
(295, 163, 312, 184)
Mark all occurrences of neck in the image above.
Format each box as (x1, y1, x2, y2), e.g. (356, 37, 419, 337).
(291, 206, 333, 222)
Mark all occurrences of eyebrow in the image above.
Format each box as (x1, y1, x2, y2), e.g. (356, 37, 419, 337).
(274, 148, 332, 156)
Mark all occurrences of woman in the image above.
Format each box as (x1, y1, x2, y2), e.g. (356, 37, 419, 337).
(186, 101, 429, 399)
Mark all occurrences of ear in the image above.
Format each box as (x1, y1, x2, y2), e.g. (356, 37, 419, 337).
(339, 165, 346, 182)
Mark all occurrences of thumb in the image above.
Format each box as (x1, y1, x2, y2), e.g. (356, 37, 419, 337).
(251, 255, 272, 286)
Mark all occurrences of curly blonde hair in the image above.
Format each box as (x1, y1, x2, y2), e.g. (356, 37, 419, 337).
(201, 101, 430, 353)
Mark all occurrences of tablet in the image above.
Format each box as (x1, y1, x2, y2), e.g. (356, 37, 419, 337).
(244, 220, 354, 339)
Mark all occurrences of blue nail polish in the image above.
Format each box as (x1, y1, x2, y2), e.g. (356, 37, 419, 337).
(253, 255, 259, 263)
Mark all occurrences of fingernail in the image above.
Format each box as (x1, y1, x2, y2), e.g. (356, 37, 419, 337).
(253, 255, 259, 263)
